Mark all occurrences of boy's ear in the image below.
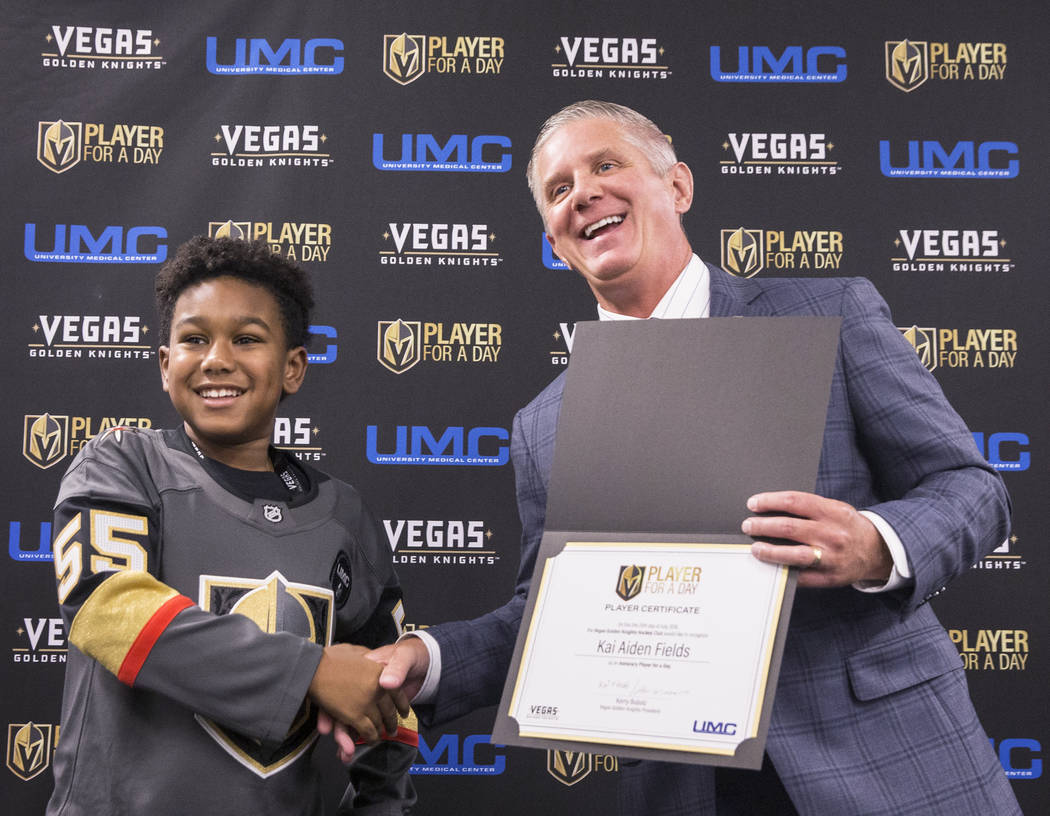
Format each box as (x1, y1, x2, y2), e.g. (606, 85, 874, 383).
(158, 346, 171, 393)
(282, 346, 308, 395)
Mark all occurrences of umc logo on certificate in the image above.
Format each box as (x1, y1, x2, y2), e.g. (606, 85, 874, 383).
(616, 565, 645, 601)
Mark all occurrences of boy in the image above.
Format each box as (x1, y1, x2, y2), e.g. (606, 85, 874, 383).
(47, 236, 416, 815)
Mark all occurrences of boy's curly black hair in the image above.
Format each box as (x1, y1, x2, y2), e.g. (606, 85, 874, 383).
(154, 236, 314, 348)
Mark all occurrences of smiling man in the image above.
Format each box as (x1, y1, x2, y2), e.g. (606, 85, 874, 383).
(367, 101, 1021, 815)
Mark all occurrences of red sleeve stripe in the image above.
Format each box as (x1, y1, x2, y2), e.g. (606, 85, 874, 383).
(354, 726, 419, 748)
(117, 594, 194, 686)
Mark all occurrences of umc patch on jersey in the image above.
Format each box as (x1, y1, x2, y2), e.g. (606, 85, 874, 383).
(196, 570, 334, 777)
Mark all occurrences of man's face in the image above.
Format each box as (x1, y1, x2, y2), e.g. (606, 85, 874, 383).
(535, 117, 692, 300)
(158, 276, 306, 467)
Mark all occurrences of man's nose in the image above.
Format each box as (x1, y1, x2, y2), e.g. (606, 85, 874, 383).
(572, 174, 602, 209)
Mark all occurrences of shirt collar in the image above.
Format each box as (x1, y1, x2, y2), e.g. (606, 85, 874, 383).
(597, 254, 710, 321)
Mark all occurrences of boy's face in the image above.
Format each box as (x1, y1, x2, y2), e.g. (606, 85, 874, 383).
(158, 276, 306, 469)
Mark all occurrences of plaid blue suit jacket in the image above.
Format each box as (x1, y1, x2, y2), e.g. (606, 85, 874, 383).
(426, 264, 1020, 815)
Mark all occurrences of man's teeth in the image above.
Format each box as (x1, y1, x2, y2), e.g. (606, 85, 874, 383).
(200, 388, 242, 398)
(584, 215, 623, 238)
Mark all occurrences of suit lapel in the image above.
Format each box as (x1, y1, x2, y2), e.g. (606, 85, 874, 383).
(707, 261, 775, 317)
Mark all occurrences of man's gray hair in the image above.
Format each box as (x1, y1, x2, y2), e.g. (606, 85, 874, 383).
(525, 100, 678, 218)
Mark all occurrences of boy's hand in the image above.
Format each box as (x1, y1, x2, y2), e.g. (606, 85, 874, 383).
(308, 644, 407, 743)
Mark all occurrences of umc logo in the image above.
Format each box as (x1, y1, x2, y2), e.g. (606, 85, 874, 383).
(710, 45, 846, 82)
(205, 36, 344, 74)
(24, 223, 167, 263)
(885, 40, 928, 92)
(693, 720, 737, 736)
(879, 141, 1019, 178)
(411, 734, 505, 775)
(366, 426, 509, 466)
(377, 320, 421, 374)
(992, 738, 1042, 779)
(721, 227, 764, 278)
(6, 722, 57, 782)
(307, 325, 337, 365)
(37, 120, 82, 173)
(616, 565, 645, 601)
(372, 133, 512, 172)
(972, 432, 1029, 472)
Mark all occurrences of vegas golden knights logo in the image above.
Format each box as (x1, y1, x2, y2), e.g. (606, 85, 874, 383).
(209, 220, 251, 240)
(899, 325, 938, 371)
(885, 40, 929, 92)
(6, 722, 56, 782)
(37, 120, 82, 174)
(384, 33, 426, 85)
(378, 319, 422, 374)
(197, 571, 333, 777)
(721, 227, 764, 278)
(547, 749, 593, 786)
(616, 565, 645, 601)
(23, 413, 70, 470)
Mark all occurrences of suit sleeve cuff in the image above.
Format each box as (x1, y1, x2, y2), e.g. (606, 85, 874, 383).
(854, 510, 913, 593)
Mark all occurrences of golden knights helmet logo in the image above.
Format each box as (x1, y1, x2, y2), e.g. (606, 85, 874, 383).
(721, 228, 764, 279)
(23, 413, 70, 470)
(616, 565, 645, 602)
(899, 325, 938, 371)
(37, 120, 82, 174)
(196, 571, 333, 777)
(384, 33, 426, 85)
(547, 749, 593, 786)
(208, 220, 251, 240)
(6, 722, 56, 782)
(885, 40, 929, 92)
(377, 319, 422, 374)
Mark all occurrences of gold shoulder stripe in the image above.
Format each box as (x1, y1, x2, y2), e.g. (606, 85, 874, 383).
(68, 571, 182, 677)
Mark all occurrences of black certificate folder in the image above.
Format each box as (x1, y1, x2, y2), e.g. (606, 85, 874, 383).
(492, 317, 841, 768)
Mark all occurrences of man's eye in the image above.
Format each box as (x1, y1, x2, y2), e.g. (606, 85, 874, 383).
(551, 184, 569, 199)
(598, 161, 615, 172)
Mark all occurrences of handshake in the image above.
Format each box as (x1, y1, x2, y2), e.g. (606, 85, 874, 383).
(308, 637, 430, 761)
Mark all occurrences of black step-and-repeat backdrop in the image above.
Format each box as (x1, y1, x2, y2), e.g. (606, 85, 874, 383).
(2, 1, 1046, 813)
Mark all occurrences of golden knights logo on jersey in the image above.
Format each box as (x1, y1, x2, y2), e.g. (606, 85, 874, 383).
(6, 722, 57, 781)
(196, 570, 333, 777)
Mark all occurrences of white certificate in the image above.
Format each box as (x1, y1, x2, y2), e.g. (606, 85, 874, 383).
(497, 538, 791, 764)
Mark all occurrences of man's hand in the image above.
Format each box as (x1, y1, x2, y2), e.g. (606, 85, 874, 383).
(743, 491, 893, 588)
(308, 644, 410, 745)
(375, 636, 431, 700)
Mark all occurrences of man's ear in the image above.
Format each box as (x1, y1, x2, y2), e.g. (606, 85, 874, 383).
(282, 346, 308, 396)
(545, 231, 570, 268)
(669, 161, 694, 215)
(158, 346, 170, 393)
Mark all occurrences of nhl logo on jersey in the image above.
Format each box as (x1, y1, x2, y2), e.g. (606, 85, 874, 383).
(6, 722, 56, 782)
(263, 504, 283, 523)
(197, 571, 334, 776)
